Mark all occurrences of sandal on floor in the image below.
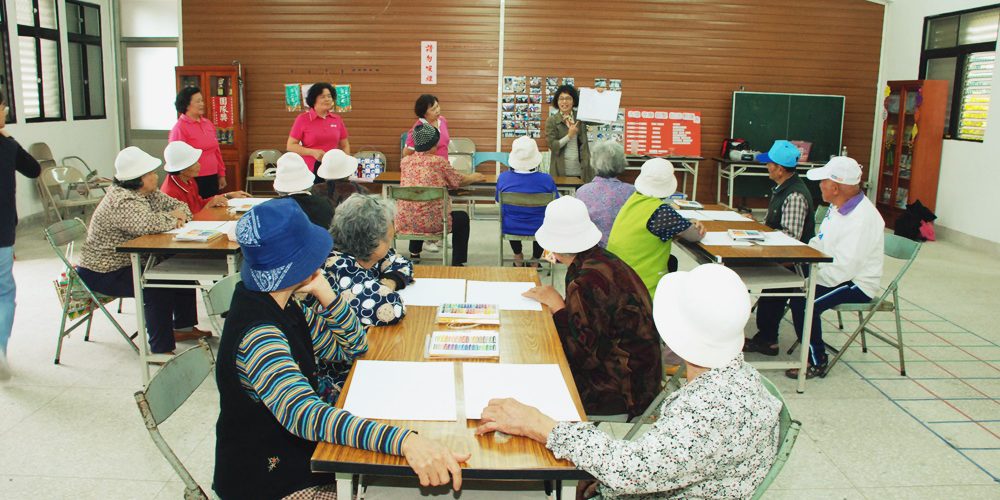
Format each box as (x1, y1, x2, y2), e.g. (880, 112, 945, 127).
(785, 363, 827, 380)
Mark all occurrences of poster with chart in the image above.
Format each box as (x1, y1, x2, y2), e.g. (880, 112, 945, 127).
(624, 109, 702, 157)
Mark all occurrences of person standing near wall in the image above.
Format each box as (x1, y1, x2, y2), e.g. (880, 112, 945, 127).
(169, 87, 229, 197)
(0, 93, 42, 380)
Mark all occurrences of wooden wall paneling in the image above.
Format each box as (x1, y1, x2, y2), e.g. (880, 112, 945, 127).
(181, 1, 501, 173)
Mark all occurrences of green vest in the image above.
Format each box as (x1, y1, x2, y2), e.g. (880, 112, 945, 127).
(606, 193, 671, 299)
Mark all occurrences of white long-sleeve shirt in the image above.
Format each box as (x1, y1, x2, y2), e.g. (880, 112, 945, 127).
(809, 193, 885, 297)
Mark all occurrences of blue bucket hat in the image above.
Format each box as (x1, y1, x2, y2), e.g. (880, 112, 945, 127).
(756, 140, 801, 168)
(236, 198, 333, 292)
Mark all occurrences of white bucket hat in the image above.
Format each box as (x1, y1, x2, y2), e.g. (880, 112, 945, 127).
(163, 141, 202, 173)
(634, 158, 678, 198)
(508, 136, 543, 172)
(806, 156, 862, 185)
(272, 152, 314, 193)
(653, 264, 751, 369)
(534, 196, 602, 254)
(317, 149, 358, 180)
(114, 146, 162, 181)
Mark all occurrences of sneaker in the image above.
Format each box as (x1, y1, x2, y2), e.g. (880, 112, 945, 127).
(785, 363, 827, 380)
(424, 241, 441, 253)
(742, 336, 779, 356)
(0, 352, 11, 382)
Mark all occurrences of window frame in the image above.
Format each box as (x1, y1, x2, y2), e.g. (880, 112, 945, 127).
(0, 1, 16, 122)
(65, 0, 104, 120)
(17, 0, 65, 123)
(919, 4, 999, 142)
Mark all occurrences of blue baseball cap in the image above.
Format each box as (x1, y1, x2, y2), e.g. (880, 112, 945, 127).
(236, 198, 333, 292)
(756, 140, 801, 168)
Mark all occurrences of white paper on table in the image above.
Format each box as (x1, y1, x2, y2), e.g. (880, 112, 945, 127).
(757, 231, 808, 246)
(576, 88, 622, 124)
(463, 363, 581, 421)
(166, 221, 228, 234)
(216, 221, 237, 235)
(465, 281, 542, 311)
(676, 209, 710, 221)
(228, 197, 270, 211)
(700, 231, 752, 247)
(396, 278, 467, 306)
(343, 360, 457, 421)
(697, 210, 753, 222)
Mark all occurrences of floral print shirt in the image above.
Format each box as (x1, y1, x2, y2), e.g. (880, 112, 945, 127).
(546, 354, 781, 499)
(575, 177, 636, 248)
(394, 152, 464, 235)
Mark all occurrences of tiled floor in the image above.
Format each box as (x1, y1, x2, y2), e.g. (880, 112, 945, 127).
(2, 214, 999, 499)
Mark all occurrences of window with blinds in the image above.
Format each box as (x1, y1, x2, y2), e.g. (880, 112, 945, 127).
(0, 2, 15, 121)
(67, 0, 104, 119)
(920, 6, 999, 141)
(17, 0, 63, 121)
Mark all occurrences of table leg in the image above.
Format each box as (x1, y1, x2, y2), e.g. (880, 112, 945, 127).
(728, 164, 735, 209)
(226, 254, 237, 275)
(130, 253, 151, 386)
(716, 160, 723, 205)
(692, 161, 699, 202)
(336, 472, 357, 499)
(798, 263, 818, 393)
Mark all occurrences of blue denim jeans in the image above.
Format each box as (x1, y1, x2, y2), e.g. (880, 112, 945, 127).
(0, 246, 15, 355)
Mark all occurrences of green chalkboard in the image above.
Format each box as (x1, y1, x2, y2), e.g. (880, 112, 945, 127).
(731, 92, 844, 162)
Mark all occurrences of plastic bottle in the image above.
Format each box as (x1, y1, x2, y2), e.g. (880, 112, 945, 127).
(841, 145, 848, 157)
(253, 153, 264, 177)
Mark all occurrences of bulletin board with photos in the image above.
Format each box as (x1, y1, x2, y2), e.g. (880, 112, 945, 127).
(500, 76, 624, 142)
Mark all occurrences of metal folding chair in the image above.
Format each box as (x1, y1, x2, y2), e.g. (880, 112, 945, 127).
(497, 191, 556, 282)
(204, 273, 241, 335)
(134, 341, 214, 500)
(44, 218, 139, 364)
(37, 166, 105, 223)
(750, 376, 802, 499)
(388, 186, 449, 266)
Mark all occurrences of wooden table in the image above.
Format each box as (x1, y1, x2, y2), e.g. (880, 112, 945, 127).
(117, 205, 242, 384)
(312, 266, 591, 497)
(371, 171, 585, 197)
(676, 204, 832, 393)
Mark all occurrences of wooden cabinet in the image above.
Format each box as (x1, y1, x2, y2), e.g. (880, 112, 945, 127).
(876, 80, 947, 228)
(175, 65, 247, 192)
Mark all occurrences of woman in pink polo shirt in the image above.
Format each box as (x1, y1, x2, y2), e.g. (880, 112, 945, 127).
(169, 87, 228, 197)
(286, 83, 351, 176)
(403, 94, 449, 159)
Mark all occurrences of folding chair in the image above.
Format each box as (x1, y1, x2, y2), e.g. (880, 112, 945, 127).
(27, 142, 58, 169)
(825, 234, 921, 376)
(448, 138, 476, 173)
(388, 186, 449, 266)
(204, 273, 241, 335)
(37, 166, 105, 223)
(472, 151, 510, 171)
(134, 341, 215, 500)
(750, 375, 802, 499)
(44, 219, 139, 364)
(621, 362, 687, 439)
(61, 155, 112, 192)
(497, 192, 556, 282)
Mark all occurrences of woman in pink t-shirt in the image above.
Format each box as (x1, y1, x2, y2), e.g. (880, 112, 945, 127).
(403, 94, 450, 159)
(286, 82, 351, 174)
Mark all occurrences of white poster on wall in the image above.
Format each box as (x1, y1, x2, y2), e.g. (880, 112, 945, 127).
(421, 41, 437, 84)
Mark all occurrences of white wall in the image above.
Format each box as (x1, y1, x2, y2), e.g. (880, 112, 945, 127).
(880, 0, 1000, 244)
(7, 0, 120, 221)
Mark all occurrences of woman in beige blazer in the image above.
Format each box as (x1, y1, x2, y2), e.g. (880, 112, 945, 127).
(544, 84, 593, 182)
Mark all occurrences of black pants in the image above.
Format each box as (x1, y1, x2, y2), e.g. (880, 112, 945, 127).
(195, 174, 219, 197)
(409, 211, 470, 266)
(76, 266, 197, 353)
(509, 240, 543, 259)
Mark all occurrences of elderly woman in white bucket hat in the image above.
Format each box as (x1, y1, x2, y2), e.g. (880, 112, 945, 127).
(485, 264, 782, 499)
(160, 141, 249, 214)
(606, 158, 705, 299)
(273, 151, 335, 229)
(77, 147, 212, 354)
(522, 196, 664, 419)
(495, 136, 559, 266)
(311, 148, 371, 216)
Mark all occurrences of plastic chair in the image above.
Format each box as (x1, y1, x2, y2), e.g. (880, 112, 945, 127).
(825, 234, 921, 376)
(497, 192, 556, 282)
(37, 166, 105, 223)
(472, 152, 510, 170)
(205, 273, 241, 335)
(749, 375, 802, 499)
(44, 218, 139, 364)
(134, 341, 214, 500)
(387, 185, 449, 266)
(400, 131, 409, 156)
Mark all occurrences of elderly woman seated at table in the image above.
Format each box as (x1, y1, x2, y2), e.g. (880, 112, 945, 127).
(160, 141, 249, 215)
(606, 158, 705, 299)
(311, 148, 370, 215)
(315, 193, 413, 403)
(273, 151, 334, 229)
(574, 140, 635, 248)
(522, 196, 666, 420)
(482, 264, 782, 499)
(76, 147, 211, 354)
(216, 198, 467, 499)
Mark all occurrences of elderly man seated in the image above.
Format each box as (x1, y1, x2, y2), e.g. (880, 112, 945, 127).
(750, 157, 885, 379)
(522, 197, 668, 420)
(483, 264, 782, 499)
